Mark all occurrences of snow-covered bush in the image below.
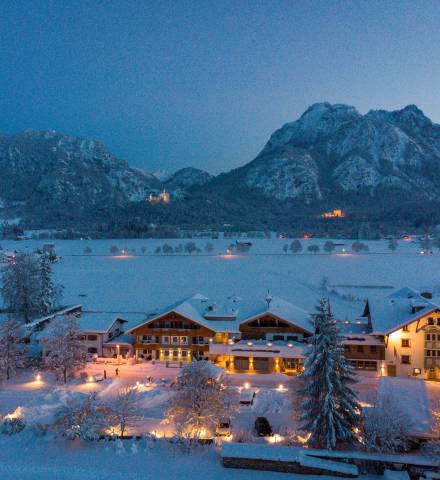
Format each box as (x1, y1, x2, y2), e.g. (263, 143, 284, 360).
(1, 407, 26, 435)
(1, 416, 26, 435)
(363, 394, 412, 453)
(165, 360, 233, 441)
(421, 401, 440, 458)
(54, 393, 109, 441)
(107, 386, 140, 437)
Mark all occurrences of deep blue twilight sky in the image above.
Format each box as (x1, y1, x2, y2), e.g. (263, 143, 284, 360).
(0, 1, 439, 174)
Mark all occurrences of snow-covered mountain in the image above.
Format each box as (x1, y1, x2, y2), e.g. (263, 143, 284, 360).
(0, 129, 160, 212)
(213, 103, 440, 202)
(164, 167, 213, 198)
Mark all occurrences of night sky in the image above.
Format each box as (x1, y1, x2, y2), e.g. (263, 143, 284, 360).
(1, 0, 439, 174)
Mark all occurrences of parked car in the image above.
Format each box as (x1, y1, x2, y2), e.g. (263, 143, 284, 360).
(215, 418, 232, 437)
(254, 417, 273, 437)
(239, 388, 256, 405)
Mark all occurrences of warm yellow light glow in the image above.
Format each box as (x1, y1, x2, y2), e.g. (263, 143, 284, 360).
(321, 209, 345, 219)
(297, 432, 311, 444)
(35, 373, 42, 382)
(267, 434, 284, 443)
(247, 341, 253, 346)
(4, 406, 23, 420)
(244, 382, 250, 389)
(389, 330, 401, 341)
(277, 384, 287, 392)
(267, 342, 273, 347)
(287, 342, 293, 348)
(87, 376, 95, 383)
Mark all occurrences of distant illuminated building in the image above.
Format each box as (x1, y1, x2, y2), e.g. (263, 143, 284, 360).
(320, 208, 345, 219)
(147, 190, 171, 203)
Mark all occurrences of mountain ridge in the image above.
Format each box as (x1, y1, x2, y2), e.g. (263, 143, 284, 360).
(2, 103, 440, 233)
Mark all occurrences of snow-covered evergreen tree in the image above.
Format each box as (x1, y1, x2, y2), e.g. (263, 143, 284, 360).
(43, 315, 87, 383)
(0, 318, 26, 380)
(54, 393, 108, 440)
(39, 253, 63, 315)
(165, 360, 233, 439)
(1, 253, 42, 322)
(299, 298, 360, 449)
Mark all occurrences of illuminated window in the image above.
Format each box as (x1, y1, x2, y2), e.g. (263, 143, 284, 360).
(401, 339, 410, 348)
(180, 336, 188, 345)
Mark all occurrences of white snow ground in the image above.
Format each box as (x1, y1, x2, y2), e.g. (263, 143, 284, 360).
(1, 237, 438, 323)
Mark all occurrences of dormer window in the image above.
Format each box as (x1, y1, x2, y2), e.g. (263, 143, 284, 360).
(402, 325, 409, 332)
(428, 318, 434, 326)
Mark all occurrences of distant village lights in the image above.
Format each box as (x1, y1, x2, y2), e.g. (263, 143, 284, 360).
(320, 208, 346, 219)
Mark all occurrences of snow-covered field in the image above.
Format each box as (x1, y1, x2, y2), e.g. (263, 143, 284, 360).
(1, 237, 438, 321)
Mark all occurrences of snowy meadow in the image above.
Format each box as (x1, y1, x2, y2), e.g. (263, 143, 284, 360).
(1, 236, 438, 319)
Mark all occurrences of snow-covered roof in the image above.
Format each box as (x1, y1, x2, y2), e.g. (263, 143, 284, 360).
(126, 293, 312, 334)
(366, 287, 439, 334)
(32, 307, 147, 337)
(104, 333, 134, 345)
(221, 443, 359, 476)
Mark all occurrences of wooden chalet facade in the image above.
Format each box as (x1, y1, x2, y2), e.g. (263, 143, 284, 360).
(129, 311, 217, 362)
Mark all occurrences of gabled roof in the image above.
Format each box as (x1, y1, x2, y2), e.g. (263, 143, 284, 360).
(238, 297, 312, 333)
(76, 311, 147, 333)
(366, 287, 439, 335)
(127, 293, 313, 334)
(33, 307, 147, 338)
(26, 305, 83, 330)
(126, 294, 240, 334)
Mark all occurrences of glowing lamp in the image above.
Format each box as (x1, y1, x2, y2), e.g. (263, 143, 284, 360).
(267, 342, 273, 347)
(244, 382, 250, 389)
(88, 376, 95, 383)
(287, 342, 293, 348)
(35, 373, 42, 382)
(413, 368, 421, 375)
(247, 341, 253, 346)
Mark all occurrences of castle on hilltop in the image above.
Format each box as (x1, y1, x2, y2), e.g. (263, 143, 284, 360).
(320, 208, 345, 219)
(147, 190, 171, 203)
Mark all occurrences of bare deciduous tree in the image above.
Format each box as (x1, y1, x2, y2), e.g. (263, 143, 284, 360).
(165, 361, 234, 440)
(0, 318, 26, 381)
(43, 316, 87, 383)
